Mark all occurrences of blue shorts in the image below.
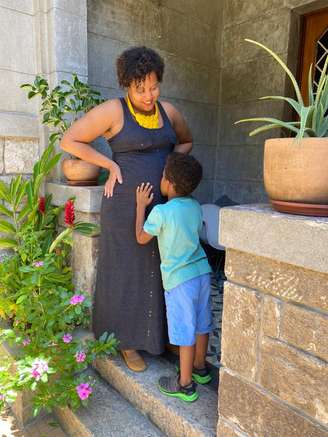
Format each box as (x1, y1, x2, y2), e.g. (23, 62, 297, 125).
(164, 273, 213, 346)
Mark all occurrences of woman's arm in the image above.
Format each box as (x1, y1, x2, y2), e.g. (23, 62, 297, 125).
(162, 102, 192, 154)
(60, 99, 123, 197)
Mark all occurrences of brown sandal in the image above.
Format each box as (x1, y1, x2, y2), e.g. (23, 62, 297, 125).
(121, 350, 147, 372)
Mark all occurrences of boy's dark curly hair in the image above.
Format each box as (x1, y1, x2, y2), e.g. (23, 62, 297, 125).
(116, 46, 164, 88)
(165, 152, 203, 196)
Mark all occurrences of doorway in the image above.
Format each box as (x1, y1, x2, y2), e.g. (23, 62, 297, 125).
(299, 7, 328, 103)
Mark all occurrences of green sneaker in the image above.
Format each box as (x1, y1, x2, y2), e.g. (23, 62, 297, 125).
(176, 365, 212, 385)
(158, 375, 199, 403)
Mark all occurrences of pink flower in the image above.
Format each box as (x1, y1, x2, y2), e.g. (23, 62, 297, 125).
(76, 383, 92, 400)
(63, 333, 73, 343)
(22, 338, 31, 346)
(0, 394, 5, 401)
(70, 294, 85, 305)
(31, 369, 41, 380)
(75, 351, 86, 363)
(30, 359, 49, 380)
(33, 261, 44, 268)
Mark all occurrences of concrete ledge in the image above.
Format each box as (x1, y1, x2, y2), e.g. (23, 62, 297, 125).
(46, 182, 103, 213)
(93, 354, 218, 437)
(219, 204, 328, 274)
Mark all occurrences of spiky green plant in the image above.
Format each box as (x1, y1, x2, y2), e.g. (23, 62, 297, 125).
(235, 39, 328, 139)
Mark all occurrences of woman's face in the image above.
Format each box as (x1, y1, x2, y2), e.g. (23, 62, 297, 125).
(128, 71, 160, 113)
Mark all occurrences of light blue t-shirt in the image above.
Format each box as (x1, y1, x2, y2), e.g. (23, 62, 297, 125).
(143, 197, 212, 291)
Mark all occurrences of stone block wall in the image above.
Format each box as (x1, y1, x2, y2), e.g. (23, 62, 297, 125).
(218, 204, 328, 436)
(87, 0, 223, 203)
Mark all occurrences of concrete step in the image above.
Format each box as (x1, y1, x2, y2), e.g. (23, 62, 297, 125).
(54, 369, 165, 437)
(93, 353, 218, 437)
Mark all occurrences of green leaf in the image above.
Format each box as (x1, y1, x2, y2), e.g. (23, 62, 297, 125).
(26, 181, 34, 208)
(48, 227, 72, 253)
(235, 117, 300, 135)
(0, 238, 17, 249)
(16, 295, 28, 304)
(44, 153, 62, 174)
(28, 91, 36, 99)
(308, 63, 314, 105)
(0, 220, 16, 234)
(0, 203, 13, 218)
(259, 96, 302, 115)
(245, 39, 304, 105)
(0, 181, 10, 202)
(297, 106, 312, 139)
(17, 204, 30, 222)
(73, 222, 99, 236)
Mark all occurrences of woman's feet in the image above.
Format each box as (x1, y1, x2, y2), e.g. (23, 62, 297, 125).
(121, 349, 147, 372)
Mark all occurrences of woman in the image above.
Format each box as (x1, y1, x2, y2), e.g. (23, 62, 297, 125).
(60, 46, 192, 371)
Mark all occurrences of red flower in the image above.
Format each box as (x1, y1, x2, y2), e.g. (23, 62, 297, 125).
(64, 200, 75, 226)
(38, 196, 46, 214)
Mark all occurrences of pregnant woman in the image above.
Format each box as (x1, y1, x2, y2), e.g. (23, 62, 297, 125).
(60, 46, 192, 371)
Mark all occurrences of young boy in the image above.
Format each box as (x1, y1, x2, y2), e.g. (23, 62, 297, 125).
(135, 152, 213, 402)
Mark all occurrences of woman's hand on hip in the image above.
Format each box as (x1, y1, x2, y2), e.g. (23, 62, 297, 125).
(104, 162, 123, 197)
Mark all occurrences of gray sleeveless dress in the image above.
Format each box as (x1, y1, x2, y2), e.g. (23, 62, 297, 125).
(92, 98, 177, 354)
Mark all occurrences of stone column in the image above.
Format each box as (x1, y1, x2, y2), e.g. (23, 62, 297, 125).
(46, 182, 102, 297)
(217, 204, 328, 436)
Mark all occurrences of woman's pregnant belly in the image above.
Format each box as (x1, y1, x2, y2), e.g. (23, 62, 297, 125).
(112, 149, 170, 200)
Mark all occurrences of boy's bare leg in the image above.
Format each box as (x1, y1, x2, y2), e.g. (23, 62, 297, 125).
(194, 333, 209, 369)
(179, 345, 195, 386)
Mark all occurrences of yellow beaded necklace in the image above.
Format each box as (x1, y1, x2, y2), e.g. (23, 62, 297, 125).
(125, 94, 159, 129)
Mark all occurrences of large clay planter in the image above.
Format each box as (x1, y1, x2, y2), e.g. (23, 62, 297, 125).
(62, 159, 100, 186)
(264, 138, 328, 216)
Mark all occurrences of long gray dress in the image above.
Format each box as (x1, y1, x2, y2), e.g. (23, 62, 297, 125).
(92, 98, 177, 354)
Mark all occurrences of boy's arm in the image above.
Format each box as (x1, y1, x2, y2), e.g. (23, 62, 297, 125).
(136, 182, 154, 245)
(136, 203, 154, 245)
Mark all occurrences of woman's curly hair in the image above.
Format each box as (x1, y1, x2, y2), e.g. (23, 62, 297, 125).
(116, 46, 164, 88)
(164, 153, 203, 196)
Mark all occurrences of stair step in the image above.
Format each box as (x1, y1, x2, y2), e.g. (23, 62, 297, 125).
(93, 353, 218, 437)
(54, 369, 164, 437)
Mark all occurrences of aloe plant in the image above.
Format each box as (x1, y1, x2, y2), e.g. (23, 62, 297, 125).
(235, 39, 328, 139)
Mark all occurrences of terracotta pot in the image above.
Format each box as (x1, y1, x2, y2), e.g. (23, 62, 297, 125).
(62, 159, 100, 185)
(264, 138, 328, 215)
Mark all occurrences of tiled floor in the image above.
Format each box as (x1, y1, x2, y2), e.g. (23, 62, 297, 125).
(0, 408, 66, 437)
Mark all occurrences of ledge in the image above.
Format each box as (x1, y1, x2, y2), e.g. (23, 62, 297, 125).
(219, 204, 328, 274)
(46, 182, 103, 213)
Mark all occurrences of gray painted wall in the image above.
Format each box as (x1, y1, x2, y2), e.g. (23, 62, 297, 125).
(87, 0, 222, 203)
(88, 0, 326, 205)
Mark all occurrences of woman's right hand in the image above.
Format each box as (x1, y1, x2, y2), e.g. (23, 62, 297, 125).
(104, 161, 123, 198)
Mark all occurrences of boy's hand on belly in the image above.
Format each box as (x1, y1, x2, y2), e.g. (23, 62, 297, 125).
(136, 182, 154, 207)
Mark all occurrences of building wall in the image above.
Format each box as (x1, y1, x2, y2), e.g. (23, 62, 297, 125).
(0, 0, 88, 186)
(87, 0, 223, 203)
(214, 0, 327, 205)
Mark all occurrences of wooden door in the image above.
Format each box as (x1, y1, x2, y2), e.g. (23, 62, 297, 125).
(299, 8, 328, 104)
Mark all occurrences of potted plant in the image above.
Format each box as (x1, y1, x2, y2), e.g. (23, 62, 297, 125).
(21, 75, 105, 186)
(235, 39, 328, 216)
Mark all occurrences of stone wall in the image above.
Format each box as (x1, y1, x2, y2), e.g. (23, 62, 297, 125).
(218, 204, 328, 436)
(87, 0, 223, 203)
(214, 0, 327, 205)
(0, 1, 39, 191)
